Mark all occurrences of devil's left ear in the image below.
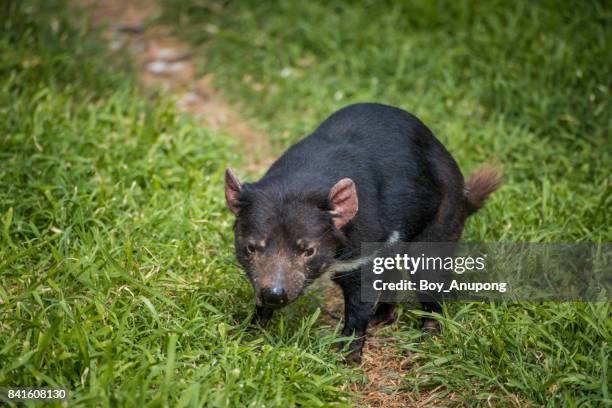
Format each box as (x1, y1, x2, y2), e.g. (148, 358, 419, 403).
(225, 168, 243, 216)
(328, 178, 358, 229)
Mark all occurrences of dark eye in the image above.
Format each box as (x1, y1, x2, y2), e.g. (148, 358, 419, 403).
(245, 242, 257, 255)
(303, 247, 317, 258)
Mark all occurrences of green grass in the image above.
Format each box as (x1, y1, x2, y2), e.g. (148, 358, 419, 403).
(1, 0, 610, 407)
(157, 0, 612, 406)
(0, 1, 355, 406)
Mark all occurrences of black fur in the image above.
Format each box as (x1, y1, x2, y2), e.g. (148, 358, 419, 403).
(231, 103, 486, 363)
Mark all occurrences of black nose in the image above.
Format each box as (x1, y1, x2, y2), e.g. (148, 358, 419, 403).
(262, 286, 287, 306)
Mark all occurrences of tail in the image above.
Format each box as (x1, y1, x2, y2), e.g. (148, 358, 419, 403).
(464, 164, 503, 215)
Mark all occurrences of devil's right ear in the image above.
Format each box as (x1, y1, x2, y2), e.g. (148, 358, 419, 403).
(225, 168, 243, 216)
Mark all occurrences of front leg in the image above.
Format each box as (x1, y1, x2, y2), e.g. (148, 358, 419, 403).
(338, 279, 376, 364)
(251, 306, 274, 327)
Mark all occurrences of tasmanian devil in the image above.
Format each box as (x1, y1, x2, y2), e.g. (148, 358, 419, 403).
(224, 103, 501, 363)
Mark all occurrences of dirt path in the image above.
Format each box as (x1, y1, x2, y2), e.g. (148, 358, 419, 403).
(84, 1, 434, 406)
(85, 0, 274, 174)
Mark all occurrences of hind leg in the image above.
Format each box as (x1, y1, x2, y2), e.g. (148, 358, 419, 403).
(414, 243, 451, 335)
(411, 219, 465, 335)
(420, 301, 442, 333)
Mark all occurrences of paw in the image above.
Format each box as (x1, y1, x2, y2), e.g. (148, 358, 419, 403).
(337, 340, 364, 364)
(421, 318, 441, 334)
(344, 350, 362, 365)
(251, 306, 273, 327)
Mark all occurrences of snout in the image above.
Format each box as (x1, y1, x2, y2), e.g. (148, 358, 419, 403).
(250, 261, 307, 308)
(261, 286, 288, 308)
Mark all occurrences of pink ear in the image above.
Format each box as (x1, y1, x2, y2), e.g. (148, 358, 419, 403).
(328, 178, 358, 229)
(225, 168, 242, 216)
